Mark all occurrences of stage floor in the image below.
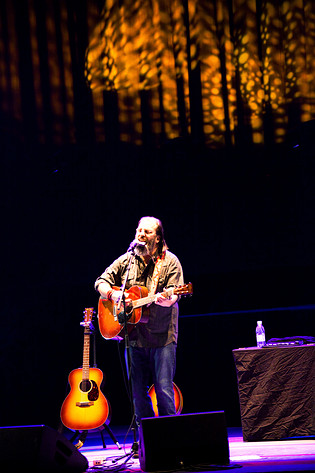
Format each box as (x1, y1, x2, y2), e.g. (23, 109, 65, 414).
(74, 426, 315, 473)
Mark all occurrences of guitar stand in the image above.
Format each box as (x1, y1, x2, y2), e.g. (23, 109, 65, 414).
(69, 328, 121, 451)
(71, 423, 122, 450)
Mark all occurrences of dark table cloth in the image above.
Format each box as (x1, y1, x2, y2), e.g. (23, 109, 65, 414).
(232, 345, 315, 441)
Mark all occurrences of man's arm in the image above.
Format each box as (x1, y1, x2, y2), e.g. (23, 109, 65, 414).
(155, 253, 183, 307)
(97, 281, 112, 299)
(96, 280, 130, 304)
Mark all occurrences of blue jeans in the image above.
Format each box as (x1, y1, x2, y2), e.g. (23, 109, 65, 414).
(129, 343, 176, 425)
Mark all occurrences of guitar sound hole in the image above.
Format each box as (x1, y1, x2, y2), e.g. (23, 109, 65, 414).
(126, 301, 133, 314)
(80, 379, 92, 393)
(117, 303, 134, 324)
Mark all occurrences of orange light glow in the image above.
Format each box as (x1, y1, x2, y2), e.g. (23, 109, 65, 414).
(84, 0, 315, 147)
(1, 0, 315, 148)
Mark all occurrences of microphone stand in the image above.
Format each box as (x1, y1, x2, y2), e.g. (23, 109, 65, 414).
(117, 247, 139, 457)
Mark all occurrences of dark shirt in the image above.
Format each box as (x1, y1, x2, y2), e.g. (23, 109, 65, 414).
(95, 250, 184, 347)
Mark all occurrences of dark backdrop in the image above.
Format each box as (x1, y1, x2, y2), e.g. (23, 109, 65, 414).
(2, 137, 314, 430)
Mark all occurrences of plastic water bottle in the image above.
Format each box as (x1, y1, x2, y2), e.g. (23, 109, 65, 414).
(256, 321, 266, 347)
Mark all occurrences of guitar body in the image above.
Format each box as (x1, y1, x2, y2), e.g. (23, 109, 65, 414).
(61, 367, 109, 431)
(98, 285, 149, 340)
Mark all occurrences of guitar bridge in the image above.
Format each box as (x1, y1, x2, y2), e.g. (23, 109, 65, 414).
(76, 401, 94, 407)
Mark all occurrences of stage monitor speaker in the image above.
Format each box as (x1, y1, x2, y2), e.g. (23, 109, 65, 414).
(139, 411, 230, 472)
(0, 424, 88, 472)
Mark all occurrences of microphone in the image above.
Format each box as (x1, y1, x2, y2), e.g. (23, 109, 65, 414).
(128, 239, 146, 252)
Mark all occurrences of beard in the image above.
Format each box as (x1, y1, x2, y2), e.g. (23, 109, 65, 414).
(134, 242, 149, 256)
(145, 238, 158, 255)
(134, 238, 157, 257)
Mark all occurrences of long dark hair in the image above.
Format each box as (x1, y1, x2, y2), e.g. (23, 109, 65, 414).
(154, 217, 168, 255)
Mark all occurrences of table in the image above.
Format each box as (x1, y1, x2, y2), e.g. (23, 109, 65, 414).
(232, 344, 315, 441)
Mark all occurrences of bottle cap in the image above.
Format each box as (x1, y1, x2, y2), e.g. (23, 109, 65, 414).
(257, 321, 262, 324)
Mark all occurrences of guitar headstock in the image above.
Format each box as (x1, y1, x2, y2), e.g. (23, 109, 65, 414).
(174, 283, 193, 296)
(81, 307, 95, 329)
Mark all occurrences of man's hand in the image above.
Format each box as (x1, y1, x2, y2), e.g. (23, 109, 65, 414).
(111, 290, 129, 304)
(98, 283, 131, 305)
(155, 294, 178, 307)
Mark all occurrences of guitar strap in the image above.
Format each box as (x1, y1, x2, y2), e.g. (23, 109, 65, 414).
(149, 251, 165, 295)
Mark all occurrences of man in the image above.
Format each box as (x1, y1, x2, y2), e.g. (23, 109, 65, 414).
(95, 216, 184, 426)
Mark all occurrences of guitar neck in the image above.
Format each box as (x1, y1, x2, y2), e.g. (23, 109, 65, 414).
(82, 329, 90, 380)
(132, 287, 174, 309)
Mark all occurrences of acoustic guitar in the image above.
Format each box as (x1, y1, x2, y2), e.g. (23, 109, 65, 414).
(60, 308, 109, 431)
(98, 283, 193, 340)
(148, 382, 183, 416)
